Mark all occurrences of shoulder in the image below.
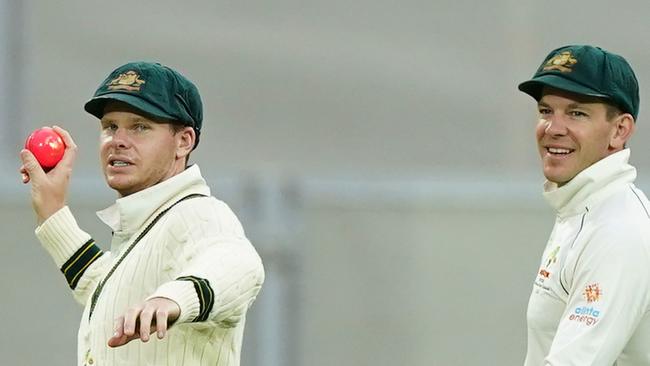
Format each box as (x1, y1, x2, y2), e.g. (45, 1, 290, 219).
(582, 188, 650, 260)
(163, 195, 246, 239)
(601, 184, 649, 215)
(589, 185, 649, 230)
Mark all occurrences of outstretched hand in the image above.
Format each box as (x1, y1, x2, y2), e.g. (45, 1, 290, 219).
(19, 126, 77, 225)
(108, 297, 181, 348)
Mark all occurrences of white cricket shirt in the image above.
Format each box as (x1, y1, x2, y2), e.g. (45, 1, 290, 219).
(525, 149, 650, 365)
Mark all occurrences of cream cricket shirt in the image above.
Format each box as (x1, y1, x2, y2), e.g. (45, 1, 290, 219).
(34, 165, 265, 366)
(525, 149, 650, 365)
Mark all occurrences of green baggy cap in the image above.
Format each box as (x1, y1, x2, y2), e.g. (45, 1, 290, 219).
(84, 61, 203, 147)
(518, 45, 640, 120)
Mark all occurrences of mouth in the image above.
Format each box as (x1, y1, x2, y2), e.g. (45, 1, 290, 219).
(108, 158, 134, 168)
(545, 146, 575, 157)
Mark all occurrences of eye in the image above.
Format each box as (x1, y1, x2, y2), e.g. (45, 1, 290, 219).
(102, 122, 118, 132)
(569, 110, 588, 118)
(133, 123, 149, 132)
(538, 107, 551, 115)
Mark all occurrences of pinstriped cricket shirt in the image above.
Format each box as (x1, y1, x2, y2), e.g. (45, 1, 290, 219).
(35, 164, 265, 365)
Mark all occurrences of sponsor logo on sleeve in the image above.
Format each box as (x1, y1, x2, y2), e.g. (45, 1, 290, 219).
(567, 283, 602, 326)
(583, 283, 602, 303)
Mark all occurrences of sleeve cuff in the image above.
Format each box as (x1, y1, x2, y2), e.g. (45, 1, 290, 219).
(35, 206, 92, 268)
(147, 280, 201, 324)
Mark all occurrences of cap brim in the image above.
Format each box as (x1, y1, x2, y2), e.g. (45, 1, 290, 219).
(518, 74, 608, 101)
(84, 92, 176, 121)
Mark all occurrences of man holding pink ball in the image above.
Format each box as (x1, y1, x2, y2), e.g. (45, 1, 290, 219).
(19, 61, 265, 366)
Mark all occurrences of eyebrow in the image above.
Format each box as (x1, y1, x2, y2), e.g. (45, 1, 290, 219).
(537, 101, 594, 110)
(131, 117, 150, 124)
(100, 116, 152, 124)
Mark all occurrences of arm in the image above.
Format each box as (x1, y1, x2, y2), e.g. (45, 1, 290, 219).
(21, 126, 111, 305)
(544, 227, 650, 365)
(35, 206, 112, 305)
(157, 237, 265, 326)
(109, 201, 264, 347)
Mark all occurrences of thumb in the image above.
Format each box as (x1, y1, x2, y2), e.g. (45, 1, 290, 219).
(20, 149, 46, 181)
(52, 126, 77, 168)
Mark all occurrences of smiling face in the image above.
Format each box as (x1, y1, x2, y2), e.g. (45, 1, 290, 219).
(99, 101, 195, 197)
(535, 88, 634, 186)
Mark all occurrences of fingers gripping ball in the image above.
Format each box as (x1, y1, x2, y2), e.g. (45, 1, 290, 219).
(24, 127, 66, 170)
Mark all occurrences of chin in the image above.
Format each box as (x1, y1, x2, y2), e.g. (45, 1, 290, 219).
(106, 178, 130, 194)
(111, 185, 136, 197)
(543, 169, 569, 185)
(544, 172, 574, 186)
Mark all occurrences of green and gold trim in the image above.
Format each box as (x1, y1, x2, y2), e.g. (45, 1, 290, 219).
(61, 239, 104, 290)
(177, 275, 215, 322)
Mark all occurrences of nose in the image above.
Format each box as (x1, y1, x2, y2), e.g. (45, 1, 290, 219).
(109, 128, 131, 149)
(543, 116, 568, 136)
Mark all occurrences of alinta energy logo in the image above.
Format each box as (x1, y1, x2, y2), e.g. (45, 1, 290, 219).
(583, 283, 602, 303)
(568, 283, 602, 326)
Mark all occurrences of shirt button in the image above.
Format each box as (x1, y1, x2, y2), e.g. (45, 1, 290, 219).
(84, 349, 94, 365)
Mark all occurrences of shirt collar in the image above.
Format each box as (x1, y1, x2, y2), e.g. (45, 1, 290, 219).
(96, 164, 210, 234)
(543, 149, 636, 217)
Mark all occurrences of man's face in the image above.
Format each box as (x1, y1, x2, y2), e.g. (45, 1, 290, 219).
(99, 101, 184, 197)
(535, 88, 619, 186)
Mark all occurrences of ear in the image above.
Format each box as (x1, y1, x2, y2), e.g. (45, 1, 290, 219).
(175, 126, 196, 160)
(609, 113, 635, 150)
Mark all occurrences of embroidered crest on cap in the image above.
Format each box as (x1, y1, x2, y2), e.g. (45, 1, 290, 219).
(542, 51, 578, 72)
(107, 71, 146, 91)
(583, 283, 602, 303)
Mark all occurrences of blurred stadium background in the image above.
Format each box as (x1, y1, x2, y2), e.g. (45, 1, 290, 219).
(2, 1, 650, 365)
